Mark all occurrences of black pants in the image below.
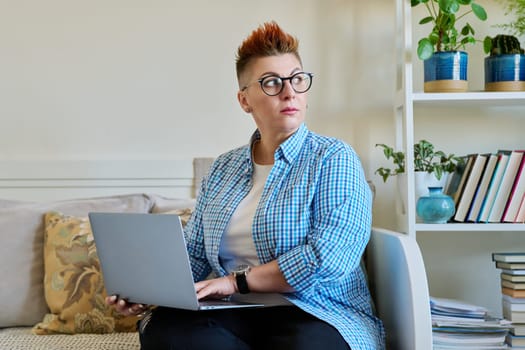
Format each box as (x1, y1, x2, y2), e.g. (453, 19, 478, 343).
(139, 306, 350, 350)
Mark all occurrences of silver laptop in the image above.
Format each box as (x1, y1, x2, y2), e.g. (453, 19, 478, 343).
(88, 212, 267, 311)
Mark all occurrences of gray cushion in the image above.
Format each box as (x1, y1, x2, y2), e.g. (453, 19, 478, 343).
(0, 194, 154, 328)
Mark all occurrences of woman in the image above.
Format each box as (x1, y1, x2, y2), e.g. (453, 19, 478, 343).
(109, 21, 385, 350)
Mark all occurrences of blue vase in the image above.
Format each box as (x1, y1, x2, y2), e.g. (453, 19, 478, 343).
(416, 186, 455, 224)
(485, 54, 525, 91)
(424, 51, 468, 92)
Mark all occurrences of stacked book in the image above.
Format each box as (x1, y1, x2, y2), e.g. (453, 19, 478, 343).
(430, 296, 510, 349)
(492, 252, 525, 348)
(446, 150, 525, 223)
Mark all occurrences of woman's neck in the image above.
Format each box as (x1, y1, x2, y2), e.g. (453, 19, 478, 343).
(252, 139, 275, 165)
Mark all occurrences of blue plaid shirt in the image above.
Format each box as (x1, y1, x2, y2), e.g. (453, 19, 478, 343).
(184, 123, 385, 349)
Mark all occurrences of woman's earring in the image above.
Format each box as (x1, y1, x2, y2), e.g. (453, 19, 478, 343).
(245, 108, 252, 113)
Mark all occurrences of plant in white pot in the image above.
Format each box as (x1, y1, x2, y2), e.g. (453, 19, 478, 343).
(412, 0, 488, 92)
(483, 0, 525, 91)
(375, 140, 463, 214)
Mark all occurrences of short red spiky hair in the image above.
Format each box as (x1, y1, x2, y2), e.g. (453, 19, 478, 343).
(235, 21, 301, 81)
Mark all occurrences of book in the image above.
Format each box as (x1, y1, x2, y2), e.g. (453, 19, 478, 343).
(493, 252, 525, 263)
(488, 150, 525, 222)
(466, 154, 498, 222)
(478, 152, 510, 223)
(503, 302, 525, 322)
(501, 268, 525, 276)
(506, 334, 525, 347)
(502, 153, 525, 222)
(445, 155, 473, 206)
(497, 261, 525, 270)
(503, 299, 525, 312)
(502, 273, 525, 283)
(503, 294, 525, 304)
(502, 287, 525, 298)
(453, 154, 488, 222)
(502, 279, 525, 290)
(444, 156, 466, 194)
(511, 324, 525, 336)
(515, 195, 525, 223)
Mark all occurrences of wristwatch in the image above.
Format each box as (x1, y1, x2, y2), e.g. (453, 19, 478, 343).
(232, 265, 251, 294)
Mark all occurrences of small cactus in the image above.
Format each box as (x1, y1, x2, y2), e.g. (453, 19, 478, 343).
(484, 34, 525, 56)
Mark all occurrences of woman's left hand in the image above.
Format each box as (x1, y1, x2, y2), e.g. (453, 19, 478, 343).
(194, 275, 237, 300)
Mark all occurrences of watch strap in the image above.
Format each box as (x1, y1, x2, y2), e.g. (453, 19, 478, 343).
(234, 269, 250, 294)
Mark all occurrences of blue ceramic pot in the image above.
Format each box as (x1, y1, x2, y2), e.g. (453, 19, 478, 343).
(416, 187, 455, 224)
(424, 51, 468, 92)
(485, 54, 525, 91)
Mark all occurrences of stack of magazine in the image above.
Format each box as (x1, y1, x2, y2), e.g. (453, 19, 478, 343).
(431, 297, 511, 350)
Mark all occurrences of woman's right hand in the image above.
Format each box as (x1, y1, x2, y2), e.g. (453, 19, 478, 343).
(106, 295, 150, 317)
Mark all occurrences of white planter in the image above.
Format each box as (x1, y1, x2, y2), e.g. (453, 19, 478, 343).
(414, 171, 449, 202)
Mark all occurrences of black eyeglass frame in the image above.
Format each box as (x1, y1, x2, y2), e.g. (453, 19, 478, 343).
(241, 72, 314, 96)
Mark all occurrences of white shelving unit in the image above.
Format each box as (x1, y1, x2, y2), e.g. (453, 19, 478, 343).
(395, 0, 525, 238)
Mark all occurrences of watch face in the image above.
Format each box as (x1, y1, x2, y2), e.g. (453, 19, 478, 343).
(233, 265, 251, 294)
(235, 264, 250, 273)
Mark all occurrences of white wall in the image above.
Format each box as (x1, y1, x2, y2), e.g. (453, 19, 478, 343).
(1, 0, 522, 316)
(0, 0, 394, 162)
(0, 0, 398, 225)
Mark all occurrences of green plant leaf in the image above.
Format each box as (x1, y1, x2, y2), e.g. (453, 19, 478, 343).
(464, 36, 476, 45)
(439, 0, 460, 14)
(420, 16, 434, 25)
(411, 0, 430, 6)
(418, 38, 434, 59)
(461, 23, 474, 36)
(441, 13, 455, 30)
(414, 0, 486, 59)
(375, 140, 459, 182)
(429, 31, 440, 45)
(483, 36, 492, 54)
(471, 3, 487, 21)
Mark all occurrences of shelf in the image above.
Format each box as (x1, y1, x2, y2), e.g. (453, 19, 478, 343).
(394, 91, 525, 109)
(415, 223, 525, 232)
(394, 0, 525, 238)
(412, 91, 525, 107)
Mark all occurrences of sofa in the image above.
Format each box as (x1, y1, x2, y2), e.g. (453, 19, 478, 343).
(0, 193, 196, 350)
(0, 159, 433, 349)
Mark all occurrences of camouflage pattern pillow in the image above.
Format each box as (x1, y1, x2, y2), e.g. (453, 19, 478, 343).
(33, 211, 138, 334)
(161, 207, 194, 226)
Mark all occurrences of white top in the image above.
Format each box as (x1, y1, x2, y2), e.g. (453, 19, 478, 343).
(219, 162, 272, 273)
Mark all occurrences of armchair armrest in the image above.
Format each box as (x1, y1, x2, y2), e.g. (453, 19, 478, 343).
(366, 227, 432, 350)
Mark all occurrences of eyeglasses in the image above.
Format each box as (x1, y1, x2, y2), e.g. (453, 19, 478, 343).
(242, 72, 314, 96)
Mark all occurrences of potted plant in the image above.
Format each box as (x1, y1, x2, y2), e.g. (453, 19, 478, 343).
(375, 140, 463, 210)
(375, 139, 461, 182)
(412, 0, 488, 92)
(483, 0, 525, 91)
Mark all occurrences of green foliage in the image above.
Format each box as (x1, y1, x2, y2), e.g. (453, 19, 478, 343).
(411, 0, 488, 60)
(375, 144, 405, 182)
(485, 0, 525, 56)
(483, 34, 524, 55)
(495, 0, 525, 38)
(375, 140, 463, 183)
